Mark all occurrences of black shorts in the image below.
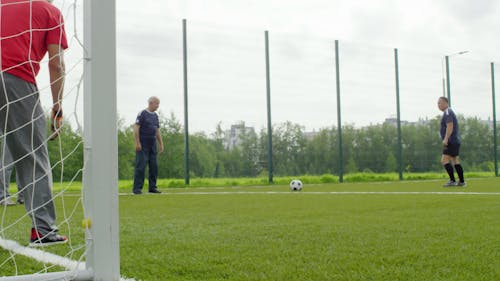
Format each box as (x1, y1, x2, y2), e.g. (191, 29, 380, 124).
(443, 143, 460, 157)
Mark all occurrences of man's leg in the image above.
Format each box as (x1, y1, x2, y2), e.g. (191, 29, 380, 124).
(0, 149, 15, 206)
(441, 154, 456, 185)
(0, 157, 11, 201)
(4, 74, 60, 239)
(148, 150, 159, 192)
(451, 156, 465, 185)
(6, 149, 25, 203)
(16, 172, 24, 204)
(133, 150, 147, 194)
(0, 78, 8, 204)
(0, 148, 18, 206)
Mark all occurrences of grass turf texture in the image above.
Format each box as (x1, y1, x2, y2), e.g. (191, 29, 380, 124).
(1, 178, 499, 280)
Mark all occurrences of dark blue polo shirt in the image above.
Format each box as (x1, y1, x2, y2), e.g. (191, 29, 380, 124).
(440, 108, 460, 144)
(135, 109, 159, 149)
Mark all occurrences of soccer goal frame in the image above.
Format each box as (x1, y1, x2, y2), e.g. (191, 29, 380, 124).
(0, 1, 119, 280)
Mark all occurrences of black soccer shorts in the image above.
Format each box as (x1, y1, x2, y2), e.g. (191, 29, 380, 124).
(443, 143, 460, 157)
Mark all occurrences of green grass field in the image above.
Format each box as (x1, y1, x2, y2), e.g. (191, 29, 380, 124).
(1, 178, 499, 281)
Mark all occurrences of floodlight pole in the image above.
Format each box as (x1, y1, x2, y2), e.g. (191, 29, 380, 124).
(394, 48, 403, 181)
(441, 51, 469, 107)
(444, 56, 450, 103)
(441, 56, 447, 97)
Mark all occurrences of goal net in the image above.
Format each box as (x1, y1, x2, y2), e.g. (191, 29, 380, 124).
(0, 1, 118, 280)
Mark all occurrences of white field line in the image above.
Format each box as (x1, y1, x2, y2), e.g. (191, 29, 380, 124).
(119, 191, 500, 196)
(0, 237, 84, 271)
(0, 238, 135, 281)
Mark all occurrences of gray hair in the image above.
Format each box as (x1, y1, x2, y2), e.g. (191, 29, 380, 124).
(148, 96, 159, 104)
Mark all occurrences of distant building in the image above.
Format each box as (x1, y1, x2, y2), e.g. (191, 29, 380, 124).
(384, 116, 429, 127)
(304, 130, 318, 140)
(414, 117, 430, 126)
(224, 123, 256, 149)
(383, 116, 409, 127)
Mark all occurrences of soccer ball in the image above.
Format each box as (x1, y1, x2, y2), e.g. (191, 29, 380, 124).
(289, 179, 303, 191)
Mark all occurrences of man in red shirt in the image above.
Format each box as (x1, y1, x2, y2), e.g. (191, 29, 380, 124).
(1, 0, 68, 246)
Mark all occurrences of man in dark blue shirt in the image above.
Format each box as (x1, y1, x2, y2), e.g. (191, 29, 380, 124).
(133, 96, 164, 194)
(438, 97, 466, 187)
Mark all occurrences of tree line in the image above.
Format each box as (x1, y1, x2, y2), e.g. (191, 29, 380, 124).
(46, 113, 496, 181)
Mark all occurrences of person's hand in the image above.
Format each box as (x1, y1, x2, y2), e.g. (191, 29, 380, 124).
(52, 103, 61, 113)
(442, 139, 448, 147)
(159, 143, 164, 154)
(135, 143, 142, 152)
(49, 108, 63, 141)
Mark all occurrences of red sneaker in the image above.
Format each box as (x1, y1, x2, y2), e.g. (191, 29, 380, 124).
(29, 228, 68, 247)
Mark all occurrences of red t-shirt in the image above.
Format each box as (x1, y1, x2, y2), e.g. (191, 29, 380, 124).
(1, 0, 68, 84)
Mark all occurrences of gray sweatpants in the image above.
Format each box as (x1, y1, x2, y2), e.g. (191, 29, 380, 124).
(0, 73, 58, 237)
(0, 147, 23, 201)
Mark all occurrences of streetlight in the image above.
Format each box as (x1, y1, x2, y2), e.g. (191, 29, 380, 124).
(441, 50, 469, 106)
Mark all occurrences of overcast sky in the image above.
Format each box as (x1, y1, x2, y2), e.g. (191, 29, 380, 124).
(46, 0, 500, 133)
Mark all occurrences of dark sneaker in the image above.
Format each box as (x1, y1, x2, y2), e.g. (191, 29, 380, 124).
(456, 182, 467, 187)
(442, 181, 457, 187)
(0, 197, 16, 206)
(29, 228, 68, 247)
(133, 191, 142, 195)
(17, 198, 24, 204)
(149, 189, 161, 194)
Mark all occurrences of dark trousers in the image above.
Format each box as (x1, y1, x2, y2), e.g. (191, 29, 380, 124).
(133, 146, 158, 193)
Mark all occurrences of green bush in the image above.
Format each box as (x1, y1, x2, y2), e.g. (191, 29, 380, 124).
(320, 174, 337, 183)
(167, 180, 185, 188)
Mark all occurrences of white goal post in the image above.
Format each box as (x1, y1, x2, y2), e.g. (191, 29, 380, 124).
(82, 0, 120, 280)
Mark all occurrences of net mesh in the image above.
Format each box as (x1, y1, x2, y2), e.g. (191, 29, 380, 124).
(0, 0, 87, 277)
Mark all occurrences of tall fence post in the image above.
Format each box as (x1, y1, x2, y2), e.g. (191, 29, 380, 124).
(491, 62, 498, 177)
(335, 40, 343, 183)
(394, 48, 403, 180)
(265, 31, 274, 183)
(182, 19, 190, 185)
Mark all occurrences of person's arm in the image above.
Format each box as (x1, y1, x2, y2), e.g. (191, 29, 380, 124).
(47, 44, 65, 113)
(443, 121, 454, 146)
(134, 124, 142, 151)
(156, 129, 164, 154)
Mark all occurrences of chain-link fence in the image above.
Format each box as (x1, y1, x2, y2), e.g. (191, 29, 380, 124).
(118, 19, 498, 182)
